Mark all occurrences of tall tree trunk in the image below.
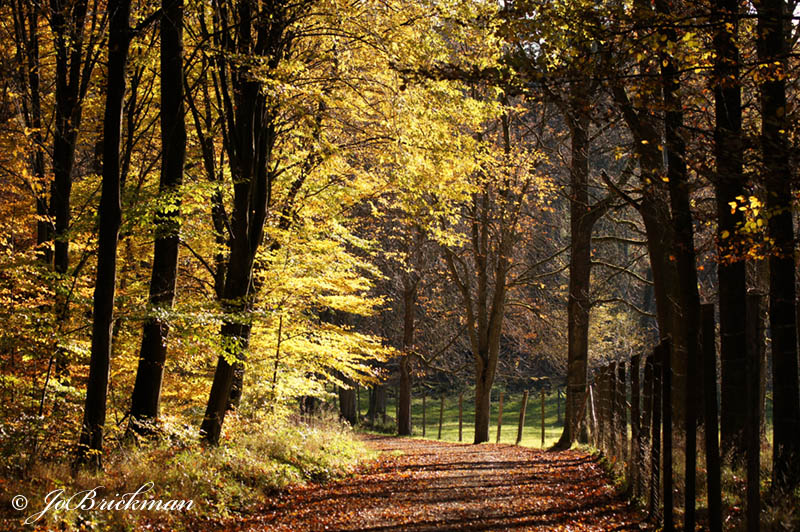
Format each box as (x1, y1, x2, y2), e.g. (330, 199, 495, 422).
(712, 0, 748, 460)
(129, 0, 186, 433)
(199, 0, 288, 445)
(398, 277, 416, 436)
(755, 0, 800, 492)
(654, 1, 702, 526)
(557, 90, 591, 449)
(76, 0, 130, 469)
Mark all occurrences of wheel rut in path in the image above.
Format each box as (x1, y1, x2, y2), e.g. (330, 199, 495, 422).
(250, 435, 647, 531)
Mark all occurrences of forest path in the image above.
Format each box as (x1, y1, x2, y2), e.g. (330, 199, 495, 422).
(245, 435, 647, 531)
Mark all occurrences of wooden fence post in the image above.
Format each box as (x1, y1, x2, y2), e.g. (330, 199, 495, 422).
(745, 294, 762, 532)
(588, 381, 598, 446)
(458, 392, 463, 442)
(631, 354, 641, 498)
(603, 365, 613, 452)
(422, 392, 426, 438)
(701, 304, 722, 532)
(438, 395, 445, 440)
(557, 388, 562, 424)
(517, 390, 529, 445)
(662, 339, 673, 532)
(541, 388, 546, 448)
(496, 391, 504, 444)
(596, 369, 606, 450)
(610, 361, 619, 458)
(618, 361, 627, 464)
(649, 349, 662, 521)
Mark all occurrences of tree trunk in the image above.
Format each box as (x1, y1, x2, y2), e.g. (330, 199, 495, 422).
(474, 354, 493, 444)
(338, 384, 357, 426)
(129, 0, 186, 433)
(654, 1, 702, 527)
(557, 92, 592, 449)
(756, 0, 800, 492)
(712, 0, 748, 460)
(199, 0, 286, 444)
(75, 0, 130, 469)
(398, 277, 416, 435)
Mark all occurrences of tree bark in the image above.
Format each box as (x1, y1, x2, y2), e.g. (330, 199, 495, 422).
(755, 0, 800, 492)
(76, 0, 130, 469)
(129, 0, 186, 433)
(712, 0, 748, 460)
(397, 277, 416, 436)
(338, 383, 357, 425)
(199, 0, 290, 445)
(557, 91, 592, 449)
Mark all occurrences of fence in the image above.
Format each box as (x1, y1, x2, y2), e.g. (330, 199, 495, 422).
(576, 302, 759, 531)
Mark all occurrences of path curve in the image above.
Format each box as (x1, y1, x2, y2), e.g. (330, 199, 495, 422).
(247, 435, 647, 531)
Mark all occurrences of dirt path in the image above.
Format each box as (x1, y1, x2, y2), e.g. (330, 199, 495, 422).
(247, 435, 647, 531)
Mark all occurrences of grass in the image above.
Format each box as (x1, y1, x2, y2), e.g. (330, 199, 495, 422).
(355, 387, 565, 449)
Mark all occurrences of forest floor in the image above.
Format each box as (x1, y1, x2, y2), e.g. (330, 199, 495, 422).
(237, 434, 649, 531)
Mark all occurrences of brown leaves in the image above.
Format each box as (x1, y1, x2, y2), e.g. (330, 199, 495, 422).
(238, 436, 647, 531)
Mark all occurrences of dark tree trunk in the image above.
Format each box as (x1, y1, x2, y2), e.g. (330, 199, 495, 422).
(557, 94, 591, 449)
(756, 0, 800, 492)
(75, 0, 130, 469)
(712, 0, 748, 460)
(554, 80, 618, 449)
(474, 354, 493, 444)
(49, 0, 90, 277)
(129, 0, 186, 433)
(200, 0, 290, 445)
(398, 278, 416, 436)
(338, 384, 357, 426)
(654, 1, 702, 527)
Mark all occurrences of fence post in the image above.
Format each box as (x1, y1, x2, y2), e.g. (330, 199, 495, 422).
(701, 304, 722, 532)
(618, 362, 628, 465)
(496, 391, 504, 443)
(557, 388, 562, 424)
(458, 392, 463, 442)
(631, 354, 641, 498)
(662, 338, 673, 532)
(649, 349, 662, 521)
(517, 390, 529, 445)
(610, 361, 619, 458)
(745, 294, 762, 532)
(603, 365, 613, 452)
(596, 368, 606, 451)
(438, 396, 445, 440)
(422, 392, 426, 438)
(541, 388, 546, 448)
(588, 381, 598, 446)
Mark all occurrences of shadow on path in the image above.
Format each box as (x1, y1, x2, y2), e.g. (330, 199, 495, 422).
(241, 435, 648, 531)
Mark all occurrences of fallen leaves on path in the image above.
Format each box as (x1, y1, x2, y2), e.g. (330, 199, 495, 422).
(240, 436, 648, 531)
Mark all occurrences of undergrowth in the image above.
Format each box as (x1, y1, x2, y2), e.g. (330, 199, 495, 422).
(0, 412, 369, 531)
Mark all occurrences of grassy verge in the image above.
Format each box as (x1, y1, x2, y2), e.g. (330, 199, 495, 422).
(0, 413, 370, 531)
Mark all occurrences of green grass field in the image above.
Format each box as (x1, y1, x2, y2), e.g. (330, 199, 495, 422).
(356, 388, 565, 449)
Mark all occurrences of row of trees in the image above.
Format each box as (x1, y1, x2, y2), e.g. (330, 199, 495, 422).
(1, 0, 798, 512)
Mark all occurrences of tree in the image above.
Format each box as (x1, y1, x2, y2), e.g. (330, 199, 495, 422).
(712, 0, 748, 460)
(129, 0, 187, 434)
(76, 0, 131, 468)
(755, 0, 800, 492)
